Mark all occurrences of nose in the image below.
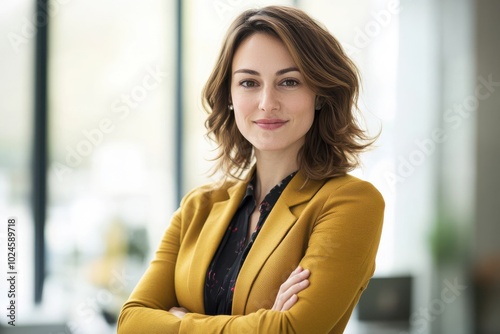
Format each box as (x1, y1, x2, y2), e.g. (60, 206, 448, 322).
(258, 86, 279, 112)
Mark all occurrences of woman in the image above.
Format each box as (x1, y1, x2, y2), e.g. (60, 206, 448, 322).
(118, 5, 384, 334)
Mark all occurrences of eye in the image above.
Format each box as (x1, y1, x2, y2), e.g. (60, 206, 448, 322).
(281, 79, 300, 87)
(240, 80, 258, 88)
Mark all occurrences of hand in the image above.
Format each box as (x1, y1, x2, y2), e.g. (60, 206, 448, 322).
(272, 266, 310, 312)
(169, 306, 189, 319)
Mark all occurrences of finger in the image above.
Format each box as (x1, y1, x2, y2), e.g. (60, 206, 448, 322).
(291, 265, 303, 275)
(285, 268, 310, 287)
(169, 307, 182, 318)
(169, 306, 190, 319)
(279, 269, 310, 293)
(276, 270, 310, 308)
(282, 278, 310, 302)
(275, 279, 310, 311)
(281, 293, 298, 311)
(288, 265, 305, 279)
(272, 268, 310, 311)
(169, 306, 189, 314)
(273, 277, 310, 311)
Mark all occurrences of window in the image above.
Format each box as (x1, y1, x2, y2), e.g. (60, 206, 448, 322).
(0, 0, 35, 317)
(46, 1, 176, 331)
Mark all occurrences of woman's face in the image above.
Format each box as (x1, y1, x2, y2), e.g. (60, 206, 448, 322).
(230, 33, 316, 159)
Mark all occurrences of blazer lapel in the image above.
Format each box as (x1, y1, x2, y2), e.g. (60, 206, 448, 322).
(232, 172, 325, 314)
(188, 174, 251, 313)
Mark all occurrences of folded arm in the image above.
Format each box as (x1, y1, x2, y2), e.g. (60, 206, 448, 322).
(118, 180, 384, 334)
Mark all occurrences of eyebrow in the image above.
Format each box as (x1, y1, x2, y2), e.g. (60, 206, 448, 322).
(233, 66, 300, 76)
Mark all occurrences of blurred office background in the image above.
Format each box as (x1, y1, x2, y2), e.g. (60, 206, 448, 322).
(0, 0, 499, 333)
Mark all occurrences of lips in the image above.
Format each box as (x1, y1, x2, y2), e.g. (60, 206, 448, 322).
(254, 119, 288, 130)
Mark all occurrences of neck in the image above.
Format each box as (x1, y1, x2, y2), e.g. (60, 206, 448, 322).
(253, 150, 298, 204)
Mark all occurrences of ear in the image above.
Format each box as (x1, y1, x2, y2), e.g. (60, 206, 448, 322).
(315, 96, 324, 111)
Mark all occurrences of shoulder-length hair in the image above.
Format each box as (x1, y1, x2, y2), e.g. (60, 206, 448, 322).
(203, 5, 376, 181)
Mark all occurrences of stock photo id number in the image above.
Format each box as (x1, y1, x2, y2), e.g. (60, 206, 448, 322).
(6, 217, 17, 326)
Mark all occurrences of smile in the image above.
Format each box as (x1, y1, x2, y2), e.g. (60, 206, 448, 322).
(254, 119, 288, 130)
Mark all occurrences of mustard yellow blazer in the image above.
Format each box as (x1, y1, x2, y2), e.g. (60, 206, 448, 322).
(118, 170, 384, 334)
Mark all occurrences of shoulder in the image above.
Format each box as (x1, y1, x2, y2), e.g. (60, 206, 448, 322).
(179, 178, 241, 208)
(322, 174, 383, 196)
(319, 174, 385, 210)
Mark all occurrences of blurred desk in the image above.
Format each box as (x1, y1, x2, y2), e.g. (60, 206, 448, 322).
(345, 319, 410, 334)
(344, 275, 412, 333)
(0, 323, 68, 334)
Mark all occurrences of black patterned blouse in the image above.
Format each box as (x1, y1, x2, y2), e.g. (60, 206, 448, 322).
(204, 171, 297, 315)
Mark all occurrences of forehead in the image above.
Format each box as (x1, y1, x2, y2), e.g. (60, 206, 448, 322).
(232, 33, 297, 71)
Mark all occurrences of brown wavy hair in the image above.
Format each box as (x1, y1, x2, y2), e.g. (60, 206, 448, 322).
(203, 5, 376, 181)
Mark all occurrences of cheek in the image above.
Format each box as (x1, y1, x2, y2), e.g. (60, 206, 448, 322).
(232, 94, 254, 113)
(296, 100, 316, 128)
(233, 110, 248, 135)
(232, 98, 253, 126)
(302, 112, 315, 134)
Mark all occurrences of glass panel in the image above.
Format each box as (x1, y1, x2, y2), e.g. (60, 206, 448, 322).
(47, 1, 176, 332)
(0, 0, 35, 320)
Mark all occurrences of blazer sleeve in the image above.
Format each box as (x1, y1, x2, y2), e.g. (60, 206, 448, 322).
(117, 208, 183, 333)
(178, 179, 385, 333)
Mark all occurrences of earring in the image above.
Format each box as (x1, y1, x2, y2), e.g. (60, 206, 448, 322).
(228, 104, 234, 111)
(315, 97, 323, 111)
